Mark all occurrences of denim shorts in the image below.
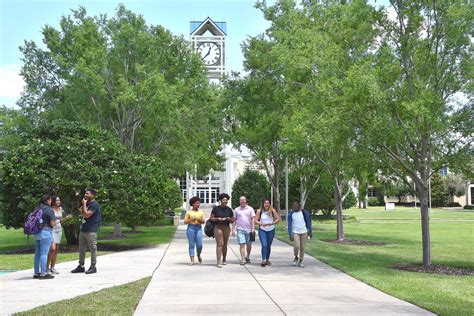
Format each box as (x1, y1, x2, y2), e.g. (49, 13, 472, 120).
(237, 229, 252, 244)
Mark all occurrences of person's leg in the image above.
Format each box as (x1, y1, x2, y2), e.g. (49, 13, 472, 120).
(186, 226, 196, 264)
(293, 233, 300, 257)
(34, 239, 41, 275)
(258, 229, 268, 263)
(51, 243, 60, 269)
(222, 225, 230, 263)
(266, 229, 275, 263)
(195, 227, 203, 263)
(237, 229, 246, 262)
(246, 242, 252, 261)
(39, 233, 53, 275)
(214, 226, 224, 266)
(87, 232, 98, 268)
(299, 233, 307, 262)
(78, 231, 86, 267)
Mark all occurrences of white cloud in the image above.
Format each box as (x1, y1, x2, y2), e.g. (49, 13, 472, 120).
(0, 65, 24, 98)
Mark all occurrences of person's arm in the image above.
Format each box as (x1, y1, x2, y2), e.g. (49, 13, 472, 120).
(210, 207, 219, 222)
(227, 209, 235, 224)
(305, 210, 312, 238)
(198, 212, 205, 224)
(48, 209, 57, 227)
(184, 211, 191, 224)
(288, 211, 293, 240)
(272, 209, 280, 225)
(81, 200, 97, 219)
(254, 210, 261, 226)
(251, 209, 256, 232)
(231, 210, 237, 233)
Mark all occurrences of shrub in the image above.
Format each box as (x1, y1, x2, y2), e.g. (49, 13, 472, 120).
(368, 197, 380, 206)
(231, 169, 270, 209)
(446, 202, 461, 207)
(463, 205, 474, 210)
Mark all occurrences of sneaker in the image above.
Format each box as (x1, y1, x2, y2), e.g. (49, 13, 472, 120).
(71, 265, 85, 273)
(33, 274, 40, 279)
(298, 260, 305, 268)
(266, 260, 272, 266)
(50, 267, 59, 274)
(222, 261, 227, 266)
(260, 261, 266, 267)
(197, 255, 202, 264)
(216, 261, 222, 268)
(293, 257, 299, 266)
(39, 274, 54, 279)
(245, 257, 251, 264)
(85, 266, 97, 274)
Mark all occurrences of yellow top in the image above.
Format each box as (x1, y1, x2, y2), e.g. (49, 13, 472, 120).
(184, 210, 205, 225)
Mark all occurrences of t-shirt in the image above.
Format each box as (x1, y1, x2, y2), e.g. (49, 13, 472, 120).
(81, 200, 101, 232)
(185, 210, 205, 225)
(234, 205, 255, 232)
(211, 205, 234, 226)
(291, 210, 307, 234)
(258, 209, 275, 232)
(41, 205, 56, 229)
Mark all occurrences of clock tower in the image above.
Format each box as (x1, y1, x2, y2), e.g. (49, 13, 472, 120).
(190, 17, 226, 80)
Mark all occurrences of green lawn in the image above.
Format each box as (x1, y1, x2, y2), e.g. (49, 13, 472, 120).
(0, 225, 177, 270)
(277, 207, 474, 316)
(15, 277, 151, 316)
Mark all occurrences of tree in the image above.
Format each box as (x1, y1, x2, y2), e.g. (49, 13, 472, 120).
(430, 172, 447, 207)
(231, 169, 270, 209)
(18, 5, 223, 176)
(1, 120, 181, 244)
(347, 0, 473, 265)
(255, 0, 378, 240)
(444, 173, 465, 202)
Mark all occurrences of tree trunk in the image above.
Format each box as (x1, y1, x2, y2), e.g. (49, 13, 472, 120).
(334, 178, 345, 241)
(63, 223, 79, 246)
(300, 175, 307, 209)
(114, 223, 122, 238)
(417, 183, 431, 266)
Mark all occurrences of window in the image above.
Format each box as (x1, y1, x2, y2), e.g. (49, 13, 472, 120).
(367, 187, 378, 198)
(439, 166, 448, 177)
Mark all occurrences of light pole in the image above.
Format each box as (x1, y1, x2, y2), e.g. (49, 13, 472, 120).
(285, 155, 289, 227)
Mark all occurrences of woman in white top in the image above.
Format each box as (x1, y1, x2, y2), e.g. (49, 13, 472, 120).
(255, 198, 279, 267)
(47, 196, 65, 274)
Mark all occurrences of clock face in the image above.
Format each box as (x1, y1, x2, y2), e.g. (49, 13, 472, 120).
(197, 42, 221, 66)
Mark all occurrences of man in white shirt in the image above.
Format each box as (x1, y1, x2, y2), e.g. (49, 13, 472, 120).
(232, 196, 256, 264)
(288, 202, 312, 267)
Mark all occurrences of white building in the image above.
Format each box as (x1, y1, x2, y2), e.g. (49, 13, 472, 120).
(181, 17, 254, 208)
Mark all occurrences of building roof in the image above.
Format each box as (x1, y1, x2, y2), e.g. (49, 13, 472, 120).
(190, 17, 227, 36)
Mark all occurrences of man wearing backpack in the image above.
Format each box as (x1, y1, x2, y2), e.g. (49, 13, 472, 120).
(71, 188, 101, 274)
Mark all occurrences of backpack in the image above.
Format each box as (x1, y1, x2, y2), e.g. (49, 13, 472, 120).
(204, 219, 215, 238)
(24, 206, 44, 235)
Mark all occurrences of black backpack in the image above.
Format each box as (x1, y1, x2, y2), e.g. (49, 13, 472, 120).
(204, 219, 215, 238)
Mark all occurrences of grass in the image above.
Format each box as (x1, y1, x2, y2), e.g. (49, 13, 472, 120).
(15, 277, 151, 316)
(0, 225, 177, 270)
(277, 206, 474, 316)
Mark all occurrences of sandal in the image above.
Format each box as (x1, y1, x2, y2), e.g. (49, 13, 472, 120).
(245, 257, 251, 263)
(266, 260, 272, 266)
(261, 261, 266, 267)
(197, 255, 202, 263)
(239, 261, 246, 266)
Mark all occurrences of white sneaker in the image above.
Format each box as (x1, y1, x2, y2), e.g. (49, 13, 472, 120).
(50, 268, 59, 274)
(298, 260, 305, 268)
(293, 257, 298, 266)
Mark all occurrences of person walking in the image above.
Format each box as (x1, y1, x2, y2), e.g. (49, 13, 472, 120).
(184, 196, 205, 266)
(210, 193, 234, 268)
(255, 198, 279, 267)
(232, 196, 255, 265)
(71, 188, 101, 274)
(47, 196, 68, 274)
(288, 202, 312, 267)
(33, 194, 57, 279)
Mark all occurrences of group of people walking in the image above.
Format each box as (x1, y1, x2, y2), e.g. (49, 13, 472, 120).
(185, 194, 312, 268)
(32, 189, 101, 279)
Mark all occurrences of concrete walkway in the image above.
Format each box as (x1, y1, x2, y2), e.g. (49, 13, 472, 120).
(0, 245, 167, 315)
(134, 225, 433, 315)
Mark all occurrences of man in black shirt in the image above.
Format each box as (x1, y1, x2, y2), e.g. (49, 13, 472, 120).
(71, 188, 101, 274)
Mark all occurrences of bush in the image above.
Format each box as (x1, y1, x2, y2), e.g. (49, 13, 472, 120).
(343, 190, 357, 209)
(446, 202, 462, 207)
(463, 205, 474, 210)
(231, 169, 270, 209)
(368, 197, 381, 206)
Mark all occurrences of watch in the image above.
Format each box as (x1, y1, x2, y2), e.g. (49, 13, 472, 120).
(197, 42, 221, 66)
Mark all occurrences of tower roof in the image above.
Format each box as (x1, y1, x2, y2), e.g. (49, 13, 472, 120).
(190, 17, 227, 36)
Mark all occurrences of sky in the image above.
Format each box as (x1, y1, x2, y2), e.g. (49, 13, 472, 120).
(0, 0, 390, 108)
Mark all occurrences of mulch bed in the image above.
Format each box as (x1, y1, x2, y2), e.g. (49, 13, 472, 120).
(2, 244, 147, 255)
(324, 239, 386, 246)
(394, 263, 474, 276)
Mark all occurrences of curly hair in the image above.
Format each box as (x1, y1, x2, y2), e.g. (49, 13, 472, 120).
(189, 196, 201, 206)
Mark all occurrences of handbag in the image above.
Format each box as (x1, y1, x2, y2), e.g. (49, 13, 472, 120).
(204, 219, 215, 238)
(249, 231, 256, 242)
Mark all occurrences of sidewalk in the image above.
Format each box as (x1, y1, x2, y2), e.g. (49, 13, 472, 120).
(0, 245, 167, 315)
(135, 225, 433, 315)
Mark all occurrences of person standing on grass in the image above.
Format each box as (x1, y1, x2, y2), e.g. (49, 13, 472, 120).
(210, 193, 234, 268)
(33, 194, 57, 279)
(71, 188, 101, 274)
(232, 196, 255, 265)
(184, 196, 205, 266)
(288, 201, 312, 267)
(255, 198, 279, 267)
(47, 196, 70, 274)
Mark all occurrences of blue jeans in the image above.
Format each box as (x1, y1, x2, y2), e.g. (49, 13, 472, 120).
(34, 229, 53, 275)
(186, 224, 203, 257)
(258, 228, 275, 261)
